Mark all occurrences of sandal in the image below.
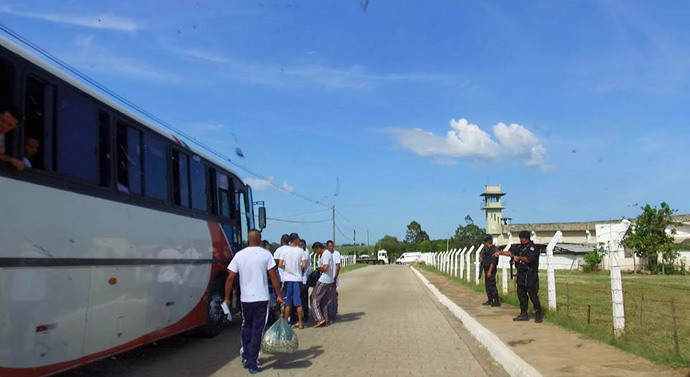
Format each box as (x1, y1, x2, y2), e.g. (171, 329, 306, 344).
(314, 320, 327, 328)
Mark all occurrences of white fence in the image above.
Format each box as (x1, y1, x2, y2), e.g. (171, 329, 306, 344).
(420, 223, 633, 338)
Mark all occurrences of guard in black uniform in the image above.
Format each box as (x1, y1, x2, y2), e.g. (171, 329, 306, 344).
(495, 230, 542, 323)
(481, 236, 500, 307)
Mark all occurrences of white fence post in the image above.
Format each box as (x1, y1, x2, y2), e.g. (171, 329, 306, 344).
(450, 249, 456, 276)
(608, 220, 631, 337)
(459, 247, 467, 279)
(453, 248, 461, 277)
(465, 246, 474, 282)
(500, 238, 512, 295)
(546, 231, 563, 311)
(475, 244, 484, 285)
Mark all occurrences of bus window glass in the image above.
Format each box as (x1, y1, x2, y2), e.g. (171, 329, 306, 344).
(216, 172, 232, 218)
(57, 89, 98, 182)
(236, 190, 247, 245)
(190, 156, 207, 211)
(219, 189, 231, 218)
(172, 150, 190, 207)
(0, 59, 14, 162)
(23, 76, 53, 170)
(98, 111, 111, 187)
(116, 122, 142, 194)
(144, 134, 168, 201)
(0, 58, 12, 106)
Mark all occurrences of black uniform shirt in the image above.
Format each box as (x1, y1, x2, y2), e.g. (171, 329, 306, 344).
(512, 241, 540, 284)
(482, 245, 498, 271)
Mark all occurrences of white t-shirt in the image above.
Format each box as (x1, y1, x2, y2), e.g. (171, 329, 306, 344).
(332, 250, 342, 287)
(228, 246, 276, 303)
(274, 245, 290, 281)
(302, 249, 311, 284)
(279, 246, 307, 282)
(318, 250, 335, 284)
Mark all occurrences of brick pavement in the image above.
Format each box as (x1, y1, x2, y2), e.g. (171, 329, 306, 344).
(61, 265, 507, 377)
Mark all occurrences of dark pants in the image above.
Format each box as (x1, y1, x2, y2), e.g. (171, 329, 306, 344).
(241, 301, 268, 369)
(484, 269, 498, 301)
(300, 283, 309, 321)
(312, 282, 334, 323)
(516, 281, 541, 314)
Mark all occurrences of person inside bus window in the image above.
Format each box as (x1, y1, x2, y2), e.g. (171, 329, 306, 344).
(22, 136, 40, 169)
(0, 105, 25, 171)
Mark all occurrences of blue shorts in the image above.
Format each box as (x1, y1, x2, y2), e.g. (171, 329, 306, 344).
(282, 281, 302, 307)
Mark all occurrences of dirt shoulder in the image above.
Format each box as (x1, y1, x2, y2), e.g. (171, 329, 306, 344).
(417, 268, 686, 377)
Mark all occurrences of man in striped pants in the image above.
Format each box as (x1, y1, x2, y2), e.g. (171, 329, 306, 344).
(311, 242, 335, 328)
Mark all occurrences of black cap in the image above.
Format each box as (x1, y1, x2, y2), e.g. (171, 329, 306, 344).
(519, 230, 531, 240)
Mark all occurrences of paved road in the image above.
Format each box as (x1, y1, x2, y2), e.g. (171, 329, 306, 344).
(61, 266, 506, 377)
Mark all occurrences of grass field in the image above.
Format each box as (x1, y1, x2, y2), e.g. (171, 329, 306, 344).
(420, 264, 690, 368)
(336, 245, 372, 256)
(340, 263, 367, 274)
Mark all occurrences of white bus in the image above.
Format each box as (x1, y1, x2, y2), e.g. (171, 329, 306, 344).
(0, 33, 265, 376)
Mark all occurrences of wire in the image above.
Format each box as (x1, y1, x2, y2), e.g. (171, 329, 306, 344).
(273, 208, 332, 219)
(336, 209, 366, 231)
(336, 223, 354, 241)
(267, 217, 332, 224)
(0, 24, 331, 208)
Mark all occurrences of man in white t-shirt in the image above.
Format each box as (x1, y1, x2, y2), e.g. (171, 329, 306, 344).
(327, 240, 341, 321)
(224, 230, 283, 374)
(311, 242, 336, 328)
(273, 234, 290, 283)
(277, 233, 308, 329)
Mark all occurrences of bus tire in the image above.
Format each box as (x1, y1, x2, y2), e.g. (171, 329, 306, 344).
(200, 276, 226, 337)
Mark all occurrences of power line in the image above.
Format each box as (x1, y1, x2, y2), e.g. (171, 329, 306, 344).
(0, 24, 331, 209)
(336, 209, 366, 231)
(273, 208, 332, 219)
(267, 217, 332, 224)
(336, 223, 354, 241)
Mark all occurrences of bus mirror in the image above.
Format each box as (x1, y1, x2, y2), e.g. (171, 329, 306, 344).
(258, 206, 267, 229)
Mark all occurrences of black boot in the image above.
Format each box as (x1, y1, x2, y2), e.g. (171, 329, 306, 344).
(482, 300, 492, 306)
(491, 299, 501, 307)
(513, 313, 529, 321)
(535, 311, 543, 323)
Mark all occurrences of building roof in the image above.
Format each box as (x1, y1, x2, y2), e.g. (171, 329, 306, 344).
(504, 214, 690, 233)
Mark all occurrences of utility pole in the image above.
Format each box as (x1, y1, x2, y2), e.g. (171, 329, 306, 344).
(354, 230, 356, 255)
(446, 231, 450, 252)
(332, 205, 336, 245)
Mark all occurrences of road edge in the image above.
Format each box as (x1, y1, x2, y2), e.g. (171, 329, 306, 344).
(410, 266, 543, 377)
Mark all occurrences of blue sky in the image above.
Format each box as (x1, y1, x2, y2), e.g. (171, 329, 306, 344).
(2, 0, 689, 244)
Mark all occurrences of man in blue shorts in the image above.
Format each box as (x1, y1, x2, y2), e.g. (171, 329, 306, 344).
(278, 233, 308, 329)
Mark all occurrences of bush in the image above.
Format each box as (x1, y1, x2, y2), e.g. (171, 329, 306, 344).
(583, 246, 605, 273)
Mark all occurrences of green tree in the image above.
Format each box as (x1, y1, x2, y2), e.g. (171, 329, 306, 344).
(451, 223, 486, 249)
(375, 235, 405, 260)
(622, 202, 680, 274)
(405, 220, 430, 244)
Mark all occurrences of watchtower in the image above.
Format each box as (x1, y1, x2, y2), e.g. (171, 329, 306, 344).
(481, 185, 506, 240)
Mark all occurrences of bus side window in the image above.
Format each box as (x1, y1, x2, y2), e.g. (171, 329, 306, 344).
(116, 122, 142, 194)
(56, 88, 98, 182)
(0, 58, 15, 160)
(172, 150, 190, 207)
(190, 155, 207, 211)
(143, 134, 168, 201)
(23, 76, 55, 170)
(216, 172, 231, 218)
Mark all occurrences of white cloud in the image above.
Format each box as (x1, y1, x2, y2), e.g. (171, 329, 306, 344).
(173, 47, 453, 91)
(65, 36, 185, 84)
(244, 176, 295, 193)
(387, 118, 551, 170)
(0, 6, 142, 32)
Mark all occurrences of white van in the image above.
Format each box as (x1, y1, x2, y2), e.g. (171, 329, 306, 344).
(396, 252, 423, 264)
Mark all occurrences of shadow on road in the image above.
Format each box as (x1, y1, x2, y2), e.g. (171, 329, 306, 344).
(57, 324, 242, 377)
(262, 345, 324, 370)
(334, 311, 365, 323)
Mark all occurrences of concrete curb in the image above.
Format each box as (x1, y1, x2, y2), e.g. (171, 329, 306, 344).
(411, 267, 543, 377)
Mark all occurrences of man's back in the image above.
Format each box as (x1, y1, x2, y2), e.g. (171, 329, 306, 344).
(228, 246, 275, 303)
(281, 246, 306, 282)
